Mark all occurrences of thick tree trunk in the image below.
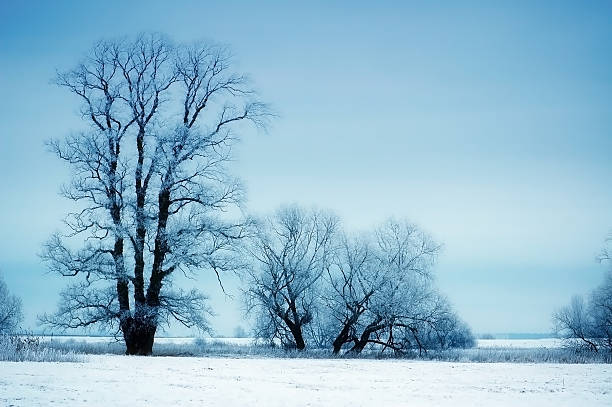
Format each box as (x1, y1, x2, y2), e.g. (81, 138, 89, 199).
(291, 324, 306, 351)
(121, 317, 157, 356)
(125, 186, 171, 356)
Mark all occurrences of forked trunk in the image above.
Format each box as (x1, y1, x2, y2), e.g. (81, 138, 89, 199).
(332, 311, 363, 354)
(348, 320, 385, 355)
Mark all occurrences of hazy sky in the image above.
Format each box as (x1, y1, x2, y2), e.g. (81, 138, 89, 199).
(1, 0, 611, 336)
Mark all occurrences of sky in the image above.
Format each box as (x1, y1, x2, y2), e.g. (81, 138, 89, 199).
(1, 0, 612, 336)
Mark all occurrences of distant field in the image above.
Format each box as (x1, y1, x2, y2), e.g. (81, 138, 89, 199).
(41, 335, 564, 349)
(477, 338, 563, 348)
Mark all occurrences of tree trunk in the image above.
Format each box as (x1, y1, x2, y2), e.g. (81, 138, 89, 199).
(135, 186, 171, 356)
(283, 317, 306, 350)
(332, 311, 363, 354)
(332, 323, 352, 354)
(133, 128, 147, 307)
(349, 333, 370, 355)
(348, 320, 384, 355)
(121, 317, 157, 356)
(291, 325, 306, 351)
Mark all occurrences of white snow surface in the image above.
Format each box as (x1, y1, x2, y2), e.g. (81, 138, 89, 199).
(1, 355, 610, 406)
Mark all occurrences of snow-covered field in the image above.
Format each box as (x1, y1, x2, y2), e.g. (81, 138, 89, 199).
(477, 338, 564, 348)
(1, 355, 610, 406)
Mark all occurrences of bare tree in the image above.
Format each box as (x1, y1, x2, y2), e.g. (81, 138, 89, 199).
(322, 220, 471, 355)
(0, 274, 23, 334)
(416, 303, 475, 350)
(40, 34, 268, 355)
(553, 295, 597, 351)
(554, 235, 612, 353)
(554, 275, 612, 352)
(244, 206, 338, 350)
(322, 234, 381, 353)
(590, 272, 612, 349)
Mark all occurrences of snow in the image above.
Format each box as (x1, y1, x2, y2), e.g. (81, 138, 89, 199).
(1, 355, 610, 406)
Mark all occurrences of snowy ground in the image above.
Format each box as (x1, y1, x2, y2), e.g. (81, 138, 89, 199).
(1, 355, 610, 406)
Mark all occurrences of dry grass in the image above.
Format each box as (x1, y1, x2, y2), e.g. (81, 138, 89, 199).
(38, 337, 612, 363)
(0, 334, 83, 362)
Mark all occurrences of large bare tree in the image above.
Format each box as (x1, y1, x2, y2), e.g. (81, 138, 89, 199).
(40, 34, 268, 355)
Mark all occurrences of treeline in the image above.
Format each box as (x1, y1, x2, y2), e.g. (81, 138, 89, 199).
(243, 206, 475, 355)
(35, 33, 474, 356)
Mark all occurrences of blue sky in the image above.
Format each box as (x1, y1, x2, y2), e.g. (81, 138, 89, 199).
(1, 0, 611, 335)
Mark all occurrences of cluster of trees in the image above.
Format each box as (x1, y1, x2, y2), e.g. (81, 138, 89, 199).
(0, 274, 23, 334)
(42, 33, 473, 356)
(553, 243, 612, 352)
(244, 207, 475, 355)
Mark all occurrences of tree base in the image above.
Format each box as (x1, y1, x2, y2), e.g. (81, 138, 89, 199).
(121, 318, 157, 355)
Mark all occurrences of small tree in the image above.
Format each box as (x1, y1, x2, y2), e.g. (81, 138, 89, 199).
(244, 206, 338, 350)
(0, 274, 23, 334)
